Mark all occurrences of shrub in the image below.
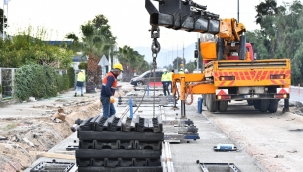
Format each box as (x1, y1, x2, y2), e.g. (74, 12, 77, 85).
(67, 67, 75, 88)
(14, 64, 69, 101)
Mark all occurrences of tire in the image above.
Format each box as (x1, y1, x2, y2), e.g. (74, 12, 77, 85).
(268, 99, 278, 113)
(218, 101, 228, 112)
(206, 94, 210, 110)
(137, 81, 143, 86)
(259, 99, 269, 112)
(247, 100, 254, 106)
(253, 100, 260, 109)
(208, 94, 218, 112)
(203, 95, 206, 106)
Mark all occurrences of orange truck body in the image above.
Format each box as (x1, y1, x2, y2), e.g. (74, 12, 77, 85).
(172, 43, 291, 113)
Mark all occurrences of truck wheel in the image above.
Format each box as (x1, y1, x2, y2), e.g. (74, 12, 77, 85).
(247, 100, 254, 105)
(218, 101, 228, 112)
(259, 99, 269, 112)
(268, 99, 278, 113)
(253, 100, 260, 109)
(206, 94, 210, 110)
(203, 95, 206, 106)
(208, 94, 218, 112)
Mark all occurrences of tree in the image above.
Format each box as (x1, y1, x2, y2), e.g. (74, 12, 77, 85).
(65, 33, 82, 52)
(80, 14, 116, 92)
(172, 57, 185, 71)
(185, 60, 197, 73)
(116, 45, 149, 81)
(255, 0, 279, 26)
(249, 0, 303, 84)
(92, 14, 109, 29)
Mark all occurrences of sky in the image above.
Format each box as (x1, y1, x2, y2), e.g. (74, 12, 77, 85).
(2, 0, 293, 64)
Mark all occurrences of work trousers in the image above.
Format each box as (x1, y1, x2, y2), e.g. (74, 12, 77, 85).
(101, 96, 116, 118)
(75, 81, 84, 95)
(162, 82, 170, 96)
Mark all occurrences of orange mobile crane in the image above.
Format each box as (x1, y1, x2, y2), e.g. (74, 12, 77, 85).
(145, 0, 290, 117)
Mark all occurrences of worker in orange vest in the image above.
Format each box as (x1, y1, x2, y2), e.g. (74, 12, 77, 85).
(101, 63, 123, 118)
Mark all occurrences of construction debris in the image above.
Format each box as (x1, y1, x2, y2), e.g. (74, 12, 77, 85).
(52, 107, 67, 122)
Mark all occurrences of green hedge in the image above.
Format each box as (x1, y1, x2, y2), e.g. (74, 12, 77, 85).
(67, 67, 75, 88)
(0, 84, 2, 93)
(14, 64, 72, 101)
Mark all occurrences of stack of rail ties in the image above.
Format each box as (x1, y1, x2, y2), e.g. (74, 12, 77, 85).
(76, 114, 164, 172)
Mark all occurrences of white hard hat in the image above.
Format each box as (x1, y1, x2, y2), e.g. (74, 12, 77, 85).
(185, 69, 188, 72)
(162, 68, 167, 72)
(179, 68, 183, 71)
(80, 69, 84, 72)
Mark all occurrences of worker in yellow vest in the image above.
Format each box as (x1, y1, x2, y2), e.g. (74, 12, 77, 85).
(74, 70, 86, 97)
(161, 68, 170, 96)
(179, 68, 184, 74)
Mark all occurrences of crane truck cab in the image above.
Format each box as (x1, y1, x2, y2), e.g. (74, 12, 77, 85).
(227, 43, 254, 61)
(199, 33, 255, 63)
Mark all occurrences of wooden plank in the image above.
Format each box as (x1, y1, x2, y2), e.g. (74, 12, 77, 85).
(29, 151, 75, 160)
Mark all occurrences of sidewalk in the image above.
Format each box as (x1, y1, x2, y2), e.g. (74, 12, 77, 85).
(0, 88, 101, 119)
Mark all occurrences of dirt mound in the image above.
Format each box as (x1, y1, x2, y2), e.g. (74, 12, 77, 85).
(0, 100, 101, 171)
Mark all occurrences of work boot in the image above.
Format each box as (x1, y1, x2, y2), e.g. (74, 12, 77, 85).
(74, 93, 77, 97)
(81, 94, 84, 97)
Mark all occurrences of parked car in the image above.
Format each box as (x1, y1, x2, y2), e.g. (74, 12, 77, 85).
(130, 70, 163, 86)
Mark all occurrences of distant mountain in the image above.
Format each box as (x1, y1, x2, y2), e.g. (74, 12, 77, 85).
(134, 43, 196, 68)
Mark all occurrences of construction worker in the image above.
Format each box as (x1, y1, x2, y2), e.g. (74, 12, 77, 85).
(101, 63, 123, 118)
(74, 70, 85, 97)
(185, 69, 189, 74)
(161, 68, 170, 96)
(179, 68, 184, 74)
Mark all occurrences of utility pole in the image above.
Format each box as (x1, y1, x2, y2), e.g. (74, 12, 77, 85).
(177, 44, 179, 71)
(237, 0, 239, 22)
(172, 45, 174, 70)
(2, 3, 4, 41)
(183, 41, 185, 71)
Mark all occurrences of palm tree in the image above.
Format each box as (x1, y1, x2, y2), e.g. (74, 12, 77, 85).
(116, 46, 150, 81)
(80, 15, 116, 92)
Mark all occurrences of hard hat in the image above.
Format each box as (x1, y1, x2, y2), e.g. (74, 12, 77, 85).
(185, 69, 189, 72)
(80, 69, 84, 72)
(162, 68, 167, 72)
(180, 68, 183, 71)
(113, 63, 123, 72)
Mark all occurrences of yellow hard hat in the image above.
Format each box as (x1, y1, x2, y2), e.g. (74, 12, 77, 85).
(113, 63, 123, 72)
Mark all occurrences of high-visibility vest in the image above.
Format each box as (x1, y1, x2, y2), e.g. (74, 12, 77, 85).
(179, 71, 184, 74)
(77, 72, 85, 82)
(168, 72, 174, 81)
(102, 72, 117, 90)
(161, 73, 170, 82)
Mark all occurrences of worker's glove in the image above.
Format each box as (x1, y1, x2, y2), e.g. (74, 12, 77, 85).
(110, 96, 115, 103)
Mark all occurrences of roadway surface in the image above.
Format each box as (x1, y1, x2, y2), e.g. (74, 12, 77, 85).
(201, 100, 303, 172)
(13, 83, 303, 172)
